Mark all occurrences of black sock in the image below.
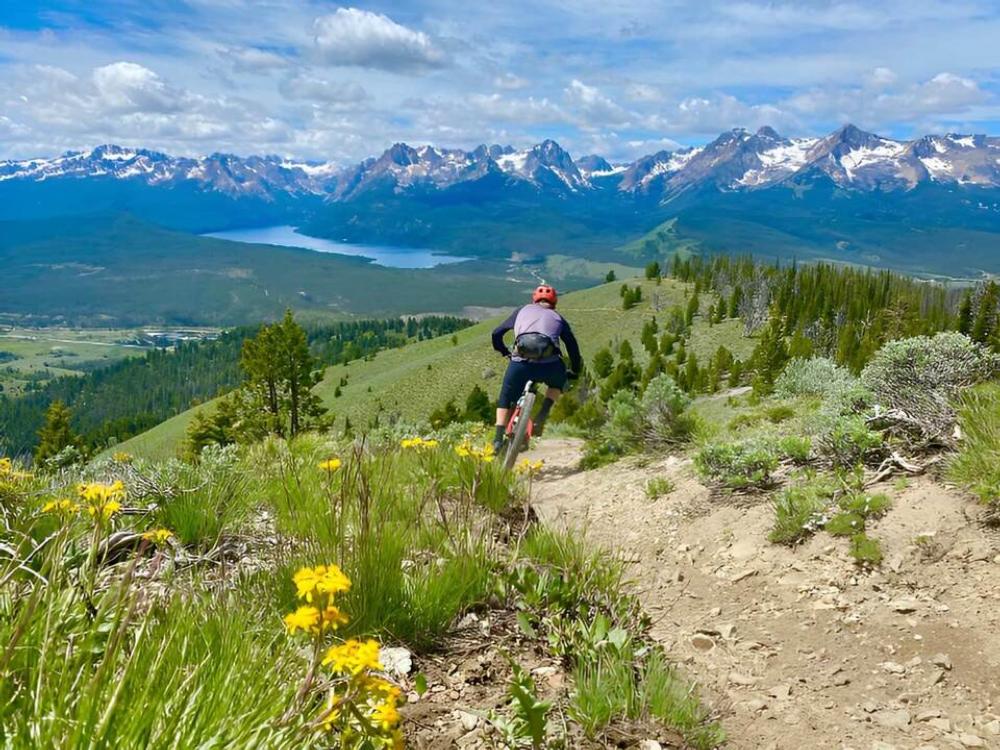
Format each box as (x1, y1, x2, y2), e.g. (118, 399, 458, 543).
(536, 397, 554, 425)
(494, 424, 505, 442)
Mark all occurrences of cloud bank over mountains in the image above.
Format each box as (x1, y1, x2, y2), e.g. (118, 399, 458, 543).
(0, 1, 998, 162)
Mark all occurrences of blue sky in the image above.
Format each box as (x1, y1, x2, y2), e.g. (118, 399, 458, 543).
(1, 0, 999, 162)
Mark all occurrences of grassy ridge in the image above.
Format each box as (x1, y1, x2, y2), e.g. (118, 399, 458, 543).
(114, 277, 755, 460)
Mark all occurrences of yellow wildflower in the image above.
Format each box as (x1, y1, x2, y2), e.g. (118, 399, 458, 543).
(141, 528, 173, 545)
(371, 698, 401, 730)
(112, 451, 133, 463)
(293, 564, 352, 602)
(319, 692, 343, 729)
(401, 437, 439, 450)
(42, 498, 80, 515)
(284, 605, 320, 634)
(0, 458, 33, 482)
(363, 676, 402, 701)
(322, 638, 383, 675)
(85, 500, 121, 522)
(78, 481, 125, 522)
(318, 457, 343, 472)
(454, 444, 471, 457)
(516, 458, 544, 475)
(320, 605, 349, 631)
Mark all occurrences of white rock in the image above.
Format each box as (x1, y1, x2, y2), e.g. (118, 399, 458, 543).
(930, 653, 952, 670)
(881, 661, 907, 674)
(381, 647, 412, 676)
(873, 709, 911, 730)
(958, 734, 986, 748)
(456, 710, 479, 732)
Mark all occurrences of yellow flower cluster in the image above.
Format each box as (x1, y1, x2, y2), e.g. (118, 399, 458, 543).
(112, 451, 133, 463)
(293, 564, 352, 602)
(42, 498, 81, 516)
(400, 437, 439, 450)
(281, 565, 402, 747)
(0, 457, 33, 483)
(454, 441, 495, 463)
(78, 481, 125, 522)
(141, 528, 173, 546)
(318, 457, 343, 472)
(284, 604, 349, 635)
(515, 458, 545, 476)
(322, 638, 383, 674)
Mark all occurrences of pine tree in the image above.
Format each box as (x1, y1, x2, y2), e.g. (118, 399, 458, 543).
(971, 281, 999, 344)
(749, 315, 789, 395)
(645, 261, 661, 280)
(605, 269, 616, 283)
(685, 291, 700, 325)
(35, 400, 82, 465)
(463, 385, 492, 424)
(957, 291, 973, 335)
(641, 319, 659, 356)
(592, 347, 615, 378)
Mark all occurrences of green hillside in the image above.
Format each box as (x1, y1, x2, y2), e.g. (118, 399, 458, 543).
(113, 276, 755, 461)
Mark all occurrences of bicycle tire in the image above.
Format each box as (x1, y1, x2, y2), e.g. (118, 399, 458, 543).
(504, 392, 535, 470)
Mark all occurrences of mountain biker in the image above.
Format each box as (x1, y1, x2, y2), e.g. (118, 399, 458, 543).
(491, 284, 582, 453)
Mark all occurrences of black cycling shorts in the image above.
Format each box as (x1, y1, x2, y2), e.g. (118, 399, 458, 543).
(497, 359, 568, 408)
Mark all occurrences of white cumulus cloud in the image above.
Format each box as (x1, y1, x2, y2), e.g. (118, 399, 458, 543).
(312, 8, 447, 73)
(279, 73, 369, 105)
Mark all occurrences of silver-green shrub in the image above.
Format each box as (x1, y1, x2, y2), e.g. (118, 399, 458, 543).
(861, 332, 999, 442)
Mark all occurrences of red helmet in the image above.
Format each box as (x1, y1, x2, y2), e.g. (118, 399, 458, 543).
(532, 285, 558, 307)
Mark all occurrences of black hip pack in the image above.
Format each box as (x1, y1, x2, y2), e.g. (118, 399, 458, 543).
(514, 332, 557, 360)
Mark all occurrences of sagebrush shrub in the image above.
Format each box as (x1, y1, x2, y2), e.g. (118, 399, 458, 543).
(816, 415, 884, 468)
(861, 332, 999, 442)
(695, 440, 779, 489)
(775, 357, 872, 415)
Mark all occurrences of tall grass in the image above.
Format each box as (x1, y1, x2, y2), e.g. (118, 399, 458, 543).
(258, 433, 513, 649)
(572, 647, 724, 750)
(0, 534, 308, 748)
(949, 383, 1000, 520)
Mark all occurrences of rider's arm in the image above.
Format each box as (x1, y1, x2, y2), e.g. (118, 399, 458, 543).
(491, 308, 520, 358)
(560, 319, 583, 373)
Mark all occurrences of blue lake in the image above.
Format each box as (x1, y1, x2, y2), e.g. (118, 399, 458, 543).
(204, 225, 469, 269)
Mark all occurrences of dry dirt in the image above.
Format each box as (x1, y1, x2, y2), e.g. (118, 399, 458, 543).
(525, 438, 1000, 750)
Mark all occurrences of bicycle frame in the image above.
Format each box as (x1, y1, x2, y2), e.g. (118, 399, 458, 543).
(505, 380, 536, 439)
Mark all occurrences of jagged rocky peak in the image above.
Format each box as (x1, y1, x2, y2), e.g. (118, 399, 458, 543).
(576, 155, 613, 173)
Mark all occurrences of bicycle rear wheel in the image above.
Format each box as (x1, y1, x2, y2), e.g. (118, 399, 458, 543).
(503, 392, 535, 470)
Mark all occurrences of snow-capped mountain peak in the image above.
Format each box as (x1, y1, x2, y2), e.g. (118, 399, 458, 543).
(1, 126, 998, 203)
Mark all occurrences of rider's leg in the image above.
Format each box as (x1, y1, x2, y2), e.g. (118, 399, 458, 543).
(533, 387, 562, 437)
(494, 361, 526, 452)
(494, 407, 509, 449)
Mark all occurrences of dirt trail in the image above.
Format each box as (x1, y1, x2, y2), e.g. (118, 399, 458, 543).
(525, 438, 1000, 750)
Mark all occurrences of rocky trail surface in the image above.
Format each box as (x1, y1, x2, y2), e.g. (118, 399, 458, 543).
(525, 438, 1000, 750)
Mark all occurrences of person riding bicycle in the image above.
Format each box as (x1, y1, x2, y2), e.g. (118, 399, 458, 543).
(491, 284, 582, 454)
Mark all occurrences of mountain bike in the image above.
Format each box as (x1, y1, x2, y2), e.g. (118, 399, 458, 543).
(502, 380, 537, 470)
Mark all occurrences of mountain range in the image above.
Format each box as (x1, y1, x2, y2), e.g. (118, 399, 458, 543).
(3, 124, 999, 203)
(2, 124, 999, 282)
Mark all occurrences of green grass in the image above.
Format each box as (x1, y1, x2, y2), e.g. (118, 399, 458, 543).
(768, 483, 827, 545)
(0, 328, 147, 396)
(948, 383, 1000, 520)
(114, 276, 757, 461)
(645, 476, 676, 500)
(0, 214, 530, 327)
(571, 646, 723, 748)
(849, 533, 884, 566)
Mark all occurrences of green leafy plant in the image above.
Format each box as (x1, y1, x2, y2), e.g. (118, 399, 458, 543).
(695, 439, 779, 489)
(645, 476, 675, 500)
(849, 533, 884, 566)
